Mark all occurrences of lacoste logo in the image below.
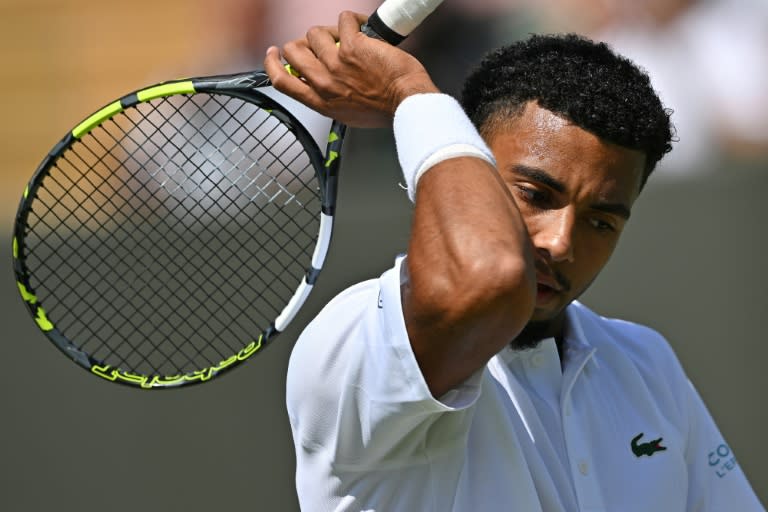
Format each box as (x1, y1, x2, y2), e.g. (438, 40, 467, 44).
(631, 433, 667, 457)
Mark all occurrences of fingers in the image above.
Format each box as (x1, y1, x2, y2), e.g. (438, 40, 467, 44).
(264, 45, 294, 84)
(263, 45, 286, 81)
(338, 10, 368, 44)
(262, 11, 409, 128)
(282, 37, 326, 80)
(306, 24, 339, 52)
(266, 11, 367, 87)
(264, 46, 327, 113)
(305, 25, 340, 71)
(267, 21, 339, 82)
(267, 18, 350, 100)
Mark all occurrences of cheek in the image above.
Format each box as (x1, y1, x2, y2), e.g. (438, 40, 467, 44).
(570, 229, 620, 280)
(513, 202, 546, 231)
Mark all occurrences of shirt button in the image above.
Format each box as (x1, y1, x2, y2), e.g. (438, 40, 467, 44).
(531, 353, 545, 368)
(578, 460, 589, 476)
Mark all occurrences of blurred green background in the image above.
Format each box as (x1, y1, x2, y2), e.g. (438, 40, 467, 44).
(1, 0, 765, 510)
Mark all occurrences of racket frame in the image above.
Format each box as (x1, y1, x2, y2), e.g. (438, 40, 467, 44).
(12, 0, 446, 388)
(12, 72, 344, 388)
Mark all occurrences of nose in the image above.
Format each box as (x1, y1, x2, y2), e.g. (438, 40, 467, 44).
(531, 208, 575, 263)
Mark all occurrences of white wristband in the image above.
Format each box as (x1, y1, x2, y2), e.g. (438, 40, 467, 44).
(393, 93, 496, 201)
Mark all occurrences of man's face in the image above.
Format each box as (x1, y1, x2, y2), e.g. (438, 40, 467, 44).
(487, 102, 646, 330)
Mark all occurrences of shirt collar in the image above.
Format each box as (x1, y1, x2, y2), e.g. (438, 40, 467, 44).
(564, 301, 600, 371)
(500, 302, 599, 370)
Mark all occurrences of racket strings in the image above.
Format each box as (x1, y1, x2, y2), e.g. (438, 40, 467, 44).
(36, 151, 228, 370)
(54, 144, 292, 366)
(188, 95, 322, 262)
(140, 96, 316, 302)
(126, 94, 321, 257)
(22, 92, 322, 376)
(29, 167, 230, 371)
(143, 93, 310, 210)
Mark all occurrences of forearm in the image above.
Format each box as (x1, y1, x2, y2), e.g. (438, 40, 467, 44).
(265, 12, 536, 396)
(396, 96, 536, 397)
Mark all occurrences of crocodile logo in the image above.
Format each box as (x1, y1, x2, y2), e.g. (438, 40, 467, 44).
(631, 433, 667, 457)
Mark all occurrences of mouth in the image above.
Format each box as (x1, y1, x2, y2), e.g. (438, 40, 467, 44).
(535, 273, 563, 293)
(535, 281, 560, 305)
(534, 268, 565, 306)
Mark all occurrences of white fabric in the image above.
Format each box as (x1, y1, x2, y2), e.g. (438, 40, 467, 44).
(412, 143, 496, 199)
(286, 257, 764, 511)
(393, 94, 496, 201)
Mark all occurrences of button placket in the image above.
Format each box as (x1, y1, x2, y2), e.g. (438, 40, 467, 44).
(561, 350, 606, 510)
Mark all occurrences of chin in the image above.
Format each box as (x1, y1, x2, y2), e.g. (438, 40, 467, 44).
(530, 303, 566, 323)
(526, 299, 572, 336)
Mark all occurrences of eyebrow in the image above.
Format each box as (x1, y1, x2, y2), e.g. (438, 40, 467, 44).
(511, 164, 632, 220)
(592, 202, 632, 220)
(512, 164, 566, 193)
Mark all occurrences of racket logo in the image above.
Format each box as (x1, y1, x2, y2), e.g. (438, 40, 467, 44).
(90, 336, 263, 389)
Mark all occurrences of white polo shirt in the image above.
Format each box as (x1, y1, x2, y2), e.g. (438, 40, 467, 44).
(287, 257, 763, 511)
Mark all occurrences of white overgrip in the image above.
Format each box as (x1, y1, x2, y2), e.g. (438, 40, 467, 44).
(376, 0, 444, 37)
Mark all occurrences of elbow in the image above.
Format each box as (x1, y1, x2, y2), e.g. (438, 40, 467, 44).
(408, 244, 537, 338)
(463, 249, 537, 332)
(403, 247, 536, 396)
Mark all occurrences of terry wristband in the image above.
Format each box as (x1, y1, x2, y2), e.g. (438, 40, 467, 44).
(393, 93, 496, 201)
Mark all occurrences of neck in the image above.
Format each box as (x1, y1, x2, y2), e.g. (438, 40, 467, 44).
(512, 313, 567, 359)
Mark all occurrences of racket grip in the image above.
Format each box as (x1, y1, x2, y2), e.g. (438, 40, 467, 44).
(361, 15, 404, 45)
(364, 0, 444, 45)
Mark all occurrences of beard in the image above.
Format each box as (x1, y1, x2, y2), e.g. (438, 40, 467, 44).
(511, 272, 598, 352)
(511, 319, 563, 351)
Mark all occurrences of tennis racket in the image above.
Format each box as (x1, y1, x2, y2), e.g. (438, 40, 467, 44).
(12, 0, 444, 389)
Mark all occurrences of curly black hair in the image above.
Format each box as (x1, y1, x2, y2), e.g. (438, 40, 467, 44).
(460, 34, 674, 186)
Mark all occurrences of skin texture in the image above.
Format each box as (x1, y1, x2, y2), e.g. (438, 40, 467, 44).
(266, 12, 646, 397)
(489, 104, 646, 347)
(264, 12, 438, 127)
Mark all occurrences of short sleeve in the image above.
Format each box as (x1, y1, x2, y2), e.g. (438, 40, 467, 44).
(286, 257, 482, 472)
(684, 380, 765, 511)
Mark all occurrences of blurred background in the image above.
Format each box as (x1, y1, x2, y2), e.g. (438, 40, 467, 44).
(1, 0, 765, 509)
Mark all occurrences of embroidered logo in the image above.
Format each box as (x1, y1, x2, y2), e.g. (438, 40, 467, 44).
(631, 433, 667, 457)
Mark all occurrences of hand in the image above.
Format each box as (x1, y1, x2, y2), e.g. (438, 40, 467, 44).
(264, 11, 439, 128)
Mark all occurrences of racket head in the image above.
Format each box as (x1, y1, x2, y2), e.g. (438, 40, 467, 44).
(12, 72, 343, 389)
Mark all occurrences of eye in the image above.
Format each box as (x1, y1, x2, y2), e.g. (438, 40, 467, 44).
(514, 184, 550, 207)
(588, 217, 617, 233)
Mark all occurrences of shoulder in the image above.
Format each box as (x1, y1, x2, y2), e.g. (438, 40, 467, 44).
(286, 258, 408, 413)
(301, 276, 381, 336)
(568, 301, 686, 379)
(285, 275, 380, 441)
(291, 256, 403, 358)
(287, 275, 380, 390)
(568, 301, 693, 428)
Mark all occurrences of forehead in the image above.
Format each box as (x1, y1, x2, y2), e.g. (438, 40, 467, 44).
(486, 103, 646, 202)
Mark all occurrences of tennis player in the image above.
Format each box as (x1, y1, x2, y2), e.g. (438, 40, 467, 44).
(264, 11, 764, 511)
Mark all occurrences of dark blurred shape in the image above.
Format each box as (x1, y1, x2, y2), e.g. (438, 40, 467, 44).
(535, 0, 768, 177)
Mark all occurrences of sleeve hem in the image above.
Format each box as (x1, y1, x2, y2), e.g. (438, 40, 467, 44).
(378, 255, 482, 412)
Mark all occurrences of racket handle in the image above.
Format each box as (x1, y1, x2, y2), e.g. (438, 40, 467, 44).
(286, 0, 443, 74)
(363, 0, 444, 45)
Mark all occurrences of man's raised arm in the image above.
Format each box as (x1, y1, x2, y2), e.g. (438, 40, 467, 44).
(265, 11, 536, 397)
